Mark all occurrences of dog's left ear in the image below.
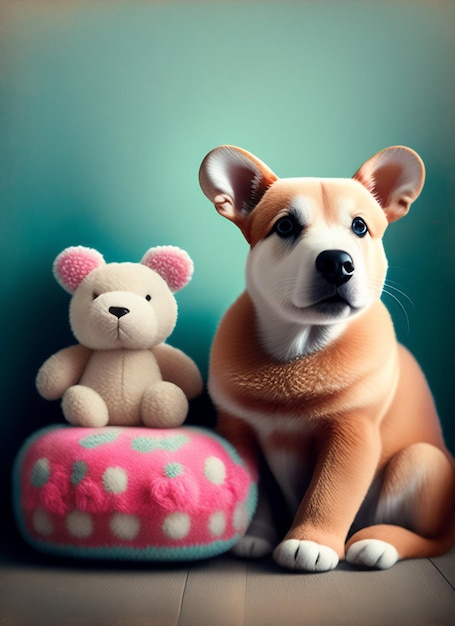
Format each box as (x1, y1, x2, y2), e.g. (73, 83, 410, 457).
(199, 145, 278, 232)
(353, 146, 425, 223)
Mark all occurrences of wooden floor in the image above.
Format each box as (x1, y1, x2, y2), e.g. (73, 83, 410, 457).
(1, 546, 454, 625)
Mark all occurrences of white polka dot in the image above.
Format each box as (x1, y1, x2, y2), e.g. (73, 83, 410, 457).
(233, 503, 249, 533)
(204, 456, 226, 485)
(109, 513, 140, 541)
(103, 467, 128, 494)
(162, 512, 191, 540)
(32, 509, 54, 536)
(208, 511, 226, 537)
(66, 510, 93, 538)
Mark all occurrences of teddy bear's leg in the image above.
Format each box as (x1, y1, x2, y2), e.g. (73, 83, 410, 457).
(62, 385, 109, 427)
(141, 382, 189, 428)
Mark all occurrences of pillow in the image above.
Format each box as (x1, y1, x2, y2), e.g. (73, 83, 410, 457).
(13, 425, 257, 561)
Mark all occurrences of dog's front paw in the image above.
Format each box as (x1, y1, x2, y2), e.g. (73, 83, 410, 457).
(232, 534, 274, 559)
(346, 539, 399, 569)
(273, 539, 339, 572)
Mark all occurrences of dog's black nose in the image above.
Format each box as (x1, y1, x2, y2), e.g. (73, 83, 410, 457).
(109, 306, 130, 319)
(316, 250, 355, 286)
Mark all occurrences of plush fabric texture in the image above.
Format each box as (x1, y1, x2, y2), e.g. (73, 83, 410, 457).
(36, 245, 203, 428)
(13, 425, 257, 561)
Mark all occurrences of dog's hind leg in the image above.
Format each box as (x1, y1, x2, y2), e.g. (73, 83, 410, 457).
(346, 442, 455, 568)
(232, 482, 277, 558)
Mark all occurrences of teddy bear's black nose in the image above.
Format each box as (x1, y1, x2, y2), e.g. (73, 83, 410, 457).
(109, 306, 130, 319)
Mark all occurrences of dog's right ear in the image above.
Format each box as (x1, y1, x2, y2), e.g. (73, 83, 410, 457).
(199, 146, 278, 231)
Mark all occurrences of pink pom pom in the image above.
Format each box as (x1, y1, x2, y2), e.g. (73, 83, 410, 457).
(53, 246, 105, 293)
(74, 480, 110, 514)
(38, 469, 72, 515)
(141, 246, 194, 293)
(147, 465, 200, 512)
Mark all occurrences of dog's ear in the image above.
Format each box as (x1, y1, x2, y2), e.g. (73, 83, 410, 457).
(199, 146, 278, 229)
(353, 146, 425, 223)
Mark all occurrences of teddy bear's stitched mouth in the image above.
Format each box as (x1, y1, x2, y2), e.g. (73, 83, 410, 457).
(116, 321, 129, 343)
(114, 321, 142, 349)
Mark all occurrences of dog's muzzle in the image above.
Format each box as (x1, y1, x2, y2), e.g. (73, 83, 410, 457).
(315, 250, 354, 287)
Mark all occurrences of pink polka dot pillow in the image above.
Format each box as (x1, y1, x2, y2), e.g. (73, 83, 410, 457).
(13, 425, 257, 561)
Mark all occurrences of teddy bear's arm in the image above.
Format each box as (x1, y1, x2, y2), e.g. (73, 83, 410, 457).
(36, 345, 93, 401)
(152, 344, 203, 400)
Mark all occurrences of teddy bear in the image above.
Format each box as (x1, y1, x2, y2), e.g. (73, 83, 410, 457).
(36, 245, 203, 428)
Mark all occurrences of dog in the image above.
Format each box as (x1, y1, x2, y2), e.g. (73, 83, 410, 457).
(199, 145, 455, 571)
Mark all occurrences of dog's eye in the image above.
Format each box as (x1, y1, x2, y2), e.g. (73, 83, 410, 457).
(145, 294, 152, 302)
(351, 217, 369, 238)
(273, 215, 302, 239)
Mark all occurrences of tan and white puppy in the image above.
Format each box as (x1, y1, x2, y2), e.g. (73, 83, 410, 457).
(199, 145, 455, 571)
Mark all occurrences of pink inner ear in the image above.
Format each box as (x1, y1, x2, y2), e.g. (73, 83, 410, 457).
(353, 146, 425, 223)
(141, 246, 194, 292)
(53, 246, 105, 293)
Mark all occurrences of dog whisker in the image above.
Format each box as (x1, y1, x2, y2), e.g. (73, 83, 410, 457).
(384, 280, 416, 308)
(381, 285, 411, 336)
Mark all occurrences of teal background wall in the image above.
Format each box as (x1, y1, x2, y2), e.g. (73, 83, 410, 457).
(0, 0, 454, 546)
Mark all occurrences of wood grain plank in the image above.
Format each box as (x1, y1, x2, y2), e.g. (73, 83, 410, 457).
(0, 563, 188, 626)
(2, 552, 454, 626)
(178, 557, 247, 626)
(244, 557, 455, 626)
(430, 546, 455, 588)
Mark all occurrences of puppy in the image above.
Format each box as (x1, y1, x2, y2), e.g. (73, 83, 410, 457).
(199, 145, 455, 571)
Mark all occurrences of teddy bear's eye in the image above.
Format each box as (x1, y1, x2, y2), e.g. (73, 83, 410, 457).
(145, 294, 152, 302)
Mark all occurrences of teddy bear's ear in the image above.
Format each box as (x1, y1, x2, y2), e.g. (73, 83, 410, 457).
(53, 246, 106, 293)
(141, 246, 194, 293)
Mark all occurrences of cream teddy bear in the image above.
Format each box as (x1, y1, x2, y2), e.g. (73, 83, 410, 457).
(36, 245, 203, 428)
